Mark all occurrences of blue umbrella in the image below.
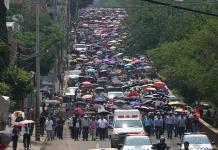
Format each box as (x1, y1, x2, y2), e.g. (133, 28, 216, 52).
(129, 101, 141, 106)
(87, 68, 96, 73)
(167, 95, 176, 100)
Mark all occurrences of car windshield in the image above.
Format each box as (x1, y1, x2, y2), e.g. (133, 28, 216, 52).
(125, 137, 151, 146)
(184, 135, 210, 144)
(75, 44, 86, 48)
(115, 120, 142, 128)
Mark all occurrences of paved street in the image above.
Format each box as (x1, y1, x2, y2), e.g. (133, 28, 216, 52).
(43, 126, 180, 150)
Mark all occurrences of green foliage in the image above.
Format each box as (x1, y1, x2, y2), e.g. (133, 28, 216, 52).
(0, 41, 10, 72)
(71, 0, 94, 18)
(125, 1, 218, 107)
(149, 19, 218, 107)
(12, 13, 65, 75)
(0, 82, 11, 96)
(1, 67, 34, 108)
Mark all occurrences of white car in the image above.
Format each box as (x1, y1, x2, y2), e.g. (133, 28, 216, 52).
(74, 44, 87, 51)
(69, 70, 81, 76)
(108, 91, 124, 99)
(111, 109, 145, 148)
(65, 87, 78, 96)
(120, 136, 152, 150)
(178, 133, 215, 150)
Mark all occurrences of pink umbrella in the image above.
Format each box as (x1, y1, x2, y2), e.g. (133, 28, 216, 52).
(95, 60, 103, 63)
(82, 81, 92, 86)
(103, 59, 111, 63)
(132, 59, 143, 64)
(74, 107, 85, 116)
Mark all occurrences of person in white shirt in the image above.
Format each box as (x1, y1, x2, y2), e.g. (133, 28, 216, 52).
(45, 118, 53, 141)
(98, 116, 108, 140)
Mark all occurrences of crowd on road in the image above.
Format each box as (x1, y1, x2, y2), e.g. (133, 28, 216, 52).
(8, 7, 212, 150)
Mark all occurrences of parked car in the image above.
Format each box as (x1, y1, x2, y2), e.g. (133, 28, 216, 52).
(178, 133, 215, 150)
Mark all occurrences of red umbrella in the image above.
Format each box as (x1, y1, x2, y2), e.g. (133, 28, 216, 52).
(82, 81, 92, 85)
(132, 59, 143, 64)
(154, 82, 166, 88)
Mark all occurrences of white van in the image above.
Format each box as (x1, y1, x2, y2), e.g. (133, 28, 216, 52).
(111, 109, 145, 148)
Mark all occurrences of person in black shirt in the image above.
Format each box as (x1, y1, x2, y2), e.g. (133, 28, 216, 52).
(155, 137, 169, 150)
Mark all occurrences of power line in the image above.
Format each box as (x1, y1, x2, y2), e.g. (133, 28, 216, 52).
(142, 0, 218, 17)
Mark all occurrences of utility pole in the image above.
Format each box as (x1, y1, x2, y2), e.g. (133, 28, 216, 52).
(35, 0, 41, 141)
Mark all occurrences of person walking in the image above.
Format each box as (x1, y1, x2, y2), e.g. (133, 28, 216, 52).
(98, 116, 108, 141)
(165, 112, 174, 139)
(178, 114, 186, 139)
(89, 116, 97, 141)
(143, 115, 153, 137)
(22, 124, 31, 150)
(154, 114, 163, 139)
(12, 126, 20, 150)
(173, 113, 179, 137)
(81, 115, 89, 141)
(45, 117, 53, 141)
(68, 116, 74, 139)
(73, 116, 81, 141)
(56, 117, 65, 139)
(40, 114, 46, 136)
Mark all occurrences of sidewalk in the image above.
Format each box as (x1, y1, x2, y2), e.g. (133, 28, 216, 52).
(7, 132, 46, 150)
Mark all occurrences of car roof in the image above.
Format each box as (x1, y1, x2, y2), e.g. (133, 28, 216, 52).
(126, 136, 149, 139)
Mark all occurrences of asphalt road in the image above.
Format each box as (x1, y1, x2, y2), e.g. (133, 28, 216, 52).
(43, 126, 180, 150)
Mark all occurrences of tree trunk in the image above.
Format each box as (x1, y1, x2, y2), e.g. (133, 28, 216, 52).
(0, 0, 8, 43)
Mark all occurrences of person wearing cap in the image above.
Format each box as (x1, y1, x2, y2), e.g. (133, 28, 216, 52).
(82, 115, 89, 141)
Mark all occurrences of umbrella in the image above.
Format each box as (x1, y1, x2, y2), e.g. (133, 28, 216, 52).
(84, 110, 96, 115)
(87, 68, 96, 73)
(154, 81, 166, 88)
(114, 100, 127, 104)
(81, 81, 92, 86)
(146, 87, 156, 91)
(21, 120, 34, 124)
(0, 130, 12, 145)
(132, 59, 143, 64)
(142, 100, 153, 105)
(82, 95, 93, 100)
(167, 95, 176, 100)
(95, 59, 103, 63)
(129, 101, 141, 106)
(107, 105, 119, 109)
(113, 53, 123, 58)
(13, 121, 24, 127)
(98, 110, 111, 115)
(96, 87, 104, 90)
(110, 46, 116, 50)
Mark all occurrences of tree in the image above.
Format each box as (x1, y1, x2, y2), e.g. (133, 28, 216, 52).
(1, 67, 34, 109)
(0, 82, 11, 96)
(0, 0, 8, 43)
(0, 41, 10, 72)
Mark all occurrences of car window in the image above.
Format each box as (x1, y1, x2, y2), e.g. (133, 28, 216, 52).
(114, 120, 142, 128)
(125, 137, 151, 146)
(184, 135, 210, 144)
(75, 44, 86, 48)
